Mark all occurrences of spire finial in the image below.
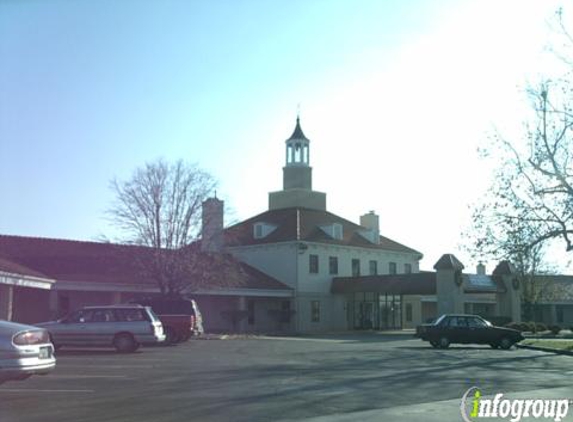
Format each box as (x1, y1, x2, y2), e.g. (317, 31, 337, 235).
(297, 103, 301, 123)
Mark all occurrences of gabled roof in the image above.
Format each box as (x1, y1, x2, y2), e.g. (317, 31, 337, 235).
(0, 255, 52, 280)
(0, 234, 291, 291)
(433, 254, 464, 270)
(0, 235, 156, 286)
(225, 207, 422, 256)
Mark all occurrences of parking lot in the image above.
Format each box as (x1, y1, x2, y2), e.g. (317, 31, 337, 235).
(2, 334, 573, 422)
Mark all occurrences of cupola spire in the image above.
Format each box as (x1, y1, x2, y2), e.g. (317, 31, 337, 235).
(285, 116, 310, 167)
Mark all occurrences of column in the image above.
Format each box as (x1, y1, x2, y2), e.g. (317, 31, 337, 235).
(0, 284, 14, 321)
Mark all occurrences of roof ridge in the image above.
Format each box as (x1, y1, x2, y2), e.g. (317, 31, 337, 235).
(0, 233, 150, 250)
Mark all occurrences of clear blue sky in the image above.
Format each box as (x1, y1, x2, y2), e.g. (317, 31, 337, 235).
(0, 0, 569, 271)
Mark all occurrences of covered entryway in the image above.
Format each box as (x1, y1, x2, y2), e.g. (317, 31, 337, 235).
(333, 272, 436, 330)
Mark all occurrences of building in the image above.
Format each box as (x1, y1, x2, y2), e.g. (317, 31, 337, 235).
(1, 117, 573, 332)
(221, 117, 423, 332)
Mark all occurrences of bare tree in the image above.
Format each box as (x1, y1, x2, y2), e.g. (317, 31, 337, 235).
(464, 10, 573, 318)
(468, 10, 573, 261)
(108, 159, 242, 296)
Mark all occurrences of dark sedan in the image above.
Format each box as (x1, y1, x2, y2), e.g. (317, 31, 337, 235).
(415, 314, 524, 349)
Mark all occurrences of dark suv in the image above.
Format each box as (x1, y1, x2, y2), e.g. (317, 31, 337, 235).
(415, 314, 523, 349)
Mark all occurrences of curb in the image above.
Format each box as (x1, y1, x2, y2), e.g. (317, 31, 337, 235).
(516, 343, 573, 356)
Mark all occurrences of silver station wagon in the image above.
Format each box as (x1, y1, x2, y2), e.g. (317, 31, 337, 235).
(0, 320, 56, 384)
(38, 305, 166, 353)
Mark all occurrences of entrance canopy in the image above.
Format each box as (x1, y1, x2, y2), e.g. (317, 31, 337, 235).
(332, 271, 506, 295)
(332, 272, 436, 295)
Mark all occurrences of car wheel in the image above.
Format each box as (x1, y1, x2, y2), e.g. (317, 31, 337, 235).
(499, 337, 513, 350)
(438, 336, 450, 349)
(430, 341, 439, 348)
(164, 327, 179, 345)
(113, 333, 138, 353)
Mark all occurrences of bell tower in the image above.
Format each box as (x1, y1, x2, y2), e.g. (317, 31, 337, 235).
(269, 117, 326, 211)
(283, 116, 312, 190)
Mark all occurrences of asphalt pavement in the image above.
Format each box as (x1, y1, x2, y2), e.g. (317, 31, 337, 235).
(1, 333, 572, 422)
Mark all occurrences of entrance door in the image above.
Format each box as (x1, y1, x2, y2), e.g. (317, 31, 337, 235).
(359, 302, 374, 329)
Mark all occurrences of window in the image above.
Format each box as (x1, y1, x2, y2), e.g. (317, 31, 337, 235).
(254, 223, 263, 239)
(311, 301, 320, 322)
(247, 300, 255, 325)
(404, 263, 412, 274)
(369, 260, 378, 275)
(67, 309, 93, 323)
(329, 256, 338, 275)
(280, 301, 291, 323)
(405, 303, 413, 322)
(115, 308, 147, 322)
(351, 259, 360, 276)
(320, 223, 343, 240)
(389, 262, 397, 275)
(332, 223, 343, 240)
(309, 254, 319, 274)
(447, 316, 468, 327)
(253, 222, 276, 239)
(557, 306, 564, 324)
(467, 317, 487, 328)
(57, 295, 70, 318)
(92, 309, 116, 323)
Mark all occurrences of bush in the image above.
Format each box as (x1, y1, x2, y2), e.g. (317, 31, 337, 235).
(536, 322, 548, 333)
(525, 321, 537, 333)
(549, 325, 562, 335)
(505, 322, 522, 331)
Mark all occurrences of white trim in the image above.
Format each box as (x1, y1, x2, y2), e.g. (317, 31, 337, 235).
(192, 288, 293, 298)
(0, 272, 55, 290)
(50, 280, 293, 298)
(53, 280, 158, 293)
(227, 241, 421, 260)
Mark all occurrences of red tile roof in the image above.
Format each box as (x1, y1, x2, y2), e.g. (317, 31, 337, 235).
(0, 234, 291, 291)
(0, 255, 52, 280)
(225, 207, 422, 256)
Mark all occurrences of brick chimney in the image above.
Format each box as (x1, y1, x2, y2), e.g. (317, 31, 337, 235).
(360, 211, 380, 244)
(201, 197, 224, 252)
(476, 262, 486, 275)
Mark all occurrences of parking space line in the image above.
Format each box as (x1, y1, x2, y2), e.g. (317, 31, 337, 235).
(48, 375, 129, 379)
(61, 364, 153, 368)
(0, 389, 94, 393)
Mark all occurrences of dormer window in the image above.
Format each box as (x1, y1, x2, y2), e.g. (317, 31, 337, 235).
(320, 223, 343, 240)
(332, 223, 343, 240)
(358, 229, 379, 244)
(253, 222, 277, 239)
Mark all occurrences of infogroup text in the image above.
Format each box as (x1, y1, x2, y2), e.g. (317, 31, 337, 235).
(461, 387, 570, 422)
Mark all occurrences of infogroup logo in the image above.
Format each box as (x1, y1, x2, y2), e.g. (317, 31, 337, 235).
(460, 387, 570, 422)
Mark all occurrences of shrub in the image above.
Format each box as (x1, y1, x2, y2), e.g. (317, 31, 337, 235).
(536, 322, 548, 333)
(505, 322, 521, 331)
(549, 325, 562, 335)
(525, 321, 537, 333)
